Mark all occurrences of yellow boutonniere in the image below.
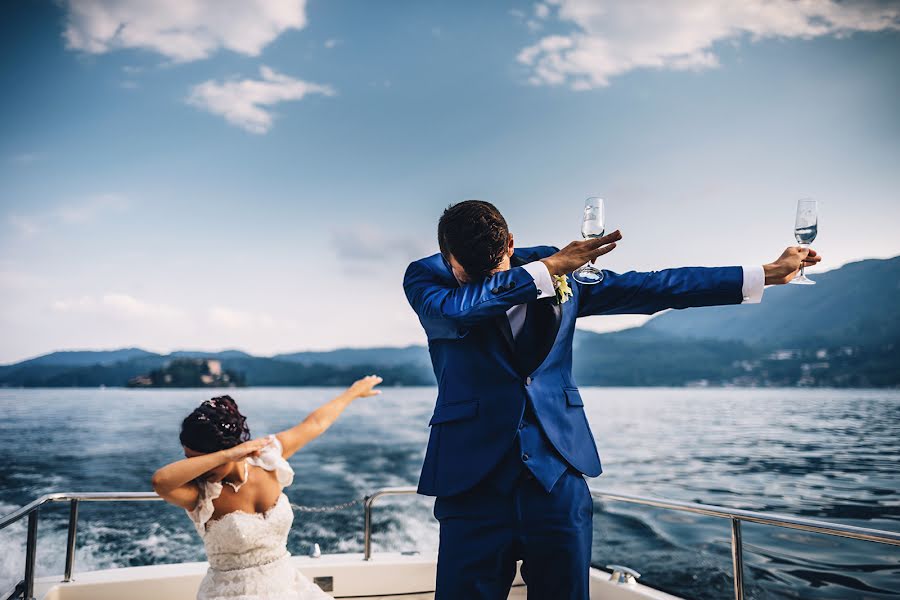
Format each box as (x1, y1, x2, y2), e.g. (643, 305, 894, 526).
(553, 274, 572, 305)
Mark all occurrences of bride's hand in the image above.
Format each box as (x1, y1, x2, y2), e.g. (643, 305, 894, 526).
(221, 437, 272, 461)
(349, 375, 383, 399)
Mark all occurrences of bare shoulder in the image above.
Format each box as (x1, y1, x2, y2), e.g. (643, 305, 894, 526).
(161, 479, 201, 511)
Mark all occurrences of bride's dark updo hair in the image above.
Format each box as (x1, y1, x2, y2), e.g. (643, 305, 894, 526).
(180, 395, 251, 453)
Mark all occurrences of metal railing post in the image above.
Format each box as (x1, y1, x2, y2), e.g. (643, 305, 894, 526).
(63, 500, 79, 582)
(24, 510, 39, 600)
(731, 518, 744, 600)
(362, 487, 419, 561)
(363, 496, 373, 561)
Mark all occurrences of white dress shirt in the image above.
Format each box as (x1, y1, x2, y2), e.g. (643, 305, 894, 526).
(506, 263, 765, 339)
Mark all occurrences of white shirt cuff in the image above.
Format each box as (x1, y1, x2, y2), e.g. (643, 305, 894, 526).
(522, 261, 556, 300)
(741, 265, 765, 304)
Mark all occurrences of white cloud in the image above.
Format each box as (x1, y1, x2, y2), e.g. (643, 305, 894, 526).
(208, 306, 294, 330)
(511, 7, 545, 32)
(331, 223, 433, 264)
(324, 38, 342, 49)
(518, 0, 900, 89)
(54, 194, 130, 224)
(578, 314, 652, 335)
(47, 295, 299, 339)
(52, 294, 186, 322)
(0, 265, 48, 291)
(104, 294, 186, 320)
(6, 194, 131, 237)
(187, 66, 335, 133)
(62, 0, 307, 63)
(8, 215, 41, 237)
(9, 152, 44, 165)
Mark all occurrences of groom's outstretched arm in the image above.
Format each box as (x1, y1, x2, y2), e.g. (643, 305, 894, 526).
(573, 266, 749, 317)
(567, 246, 822, 317)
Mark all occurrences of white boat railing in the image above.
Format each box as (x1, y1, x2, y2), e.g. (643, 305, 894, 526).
(2, 487, 899, 600)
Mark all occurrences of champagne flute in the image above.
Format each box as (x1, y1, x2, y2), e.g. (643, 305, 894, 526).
(572, 197, 605, 285)
(789, 198, 817, 285)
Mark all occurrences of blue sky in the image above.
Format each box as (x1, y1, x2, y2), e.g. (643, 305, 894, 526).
(2, 0, 899, 363)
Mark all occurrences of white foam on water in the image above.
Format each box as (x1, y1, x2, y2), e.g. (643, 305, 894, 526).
(132, 525, 200, 563)
(7, 473, 67, 494)
(0, 502, 109, 594)
(344, 497, 439, 555)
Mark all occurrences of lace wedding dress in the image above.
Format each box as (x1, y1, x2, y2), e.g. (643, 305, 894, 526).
(186, 435, 332, 600)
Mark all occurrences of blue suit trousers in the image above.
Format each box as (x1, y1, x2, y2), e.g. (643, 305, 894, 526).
(433, 469, 593, 600)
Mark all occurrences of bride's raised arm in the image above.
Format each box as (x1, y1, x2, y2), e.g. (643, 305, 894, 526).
(275, 375, 382, 459)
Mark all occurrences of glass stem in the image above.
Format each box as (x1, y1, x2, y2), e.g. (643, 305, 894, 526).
(799, 244, 807, 278)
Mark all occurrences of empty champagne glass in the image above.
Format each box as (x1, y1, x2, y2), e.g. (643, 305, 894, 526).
(789, 198, 817, 285)
(572, 197, 605, 285)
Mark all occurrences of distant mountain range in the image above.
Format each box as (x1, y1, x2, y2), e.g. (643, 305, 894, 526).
(2, 257, 897, 388)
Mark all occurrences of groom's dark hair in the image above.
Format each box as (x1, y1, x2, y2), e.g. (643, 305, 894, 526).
(438, 200, 509, 280)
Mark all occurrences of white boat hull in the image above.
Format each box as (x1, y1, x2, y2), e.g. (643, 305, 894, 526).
(33, 552, 683, 599)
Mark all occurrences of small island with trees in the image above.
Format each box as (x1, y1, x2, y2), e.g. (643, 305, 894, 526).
(128, 358, 245, 388)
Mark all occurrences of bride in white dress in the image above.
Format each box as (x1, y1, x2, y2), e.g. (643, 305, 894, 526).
(152, 375, 383, 599)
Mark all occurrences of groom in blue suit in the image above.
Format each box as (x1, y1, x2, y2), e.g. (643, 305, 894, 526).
(403, 200, 820, 599)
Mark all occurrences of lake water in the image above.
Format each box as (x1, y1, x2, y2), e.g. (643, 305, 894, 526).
(1, 387, 898, 599)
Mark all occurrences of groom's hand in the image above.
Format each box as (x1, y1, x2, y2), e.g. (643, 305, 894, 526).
(541, 230, 622, 276)
(763, 246, 823, 284)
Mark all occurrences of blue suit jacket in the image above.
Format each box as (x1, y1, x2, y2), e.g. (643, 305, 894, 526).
(403, 246, 744, 497)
